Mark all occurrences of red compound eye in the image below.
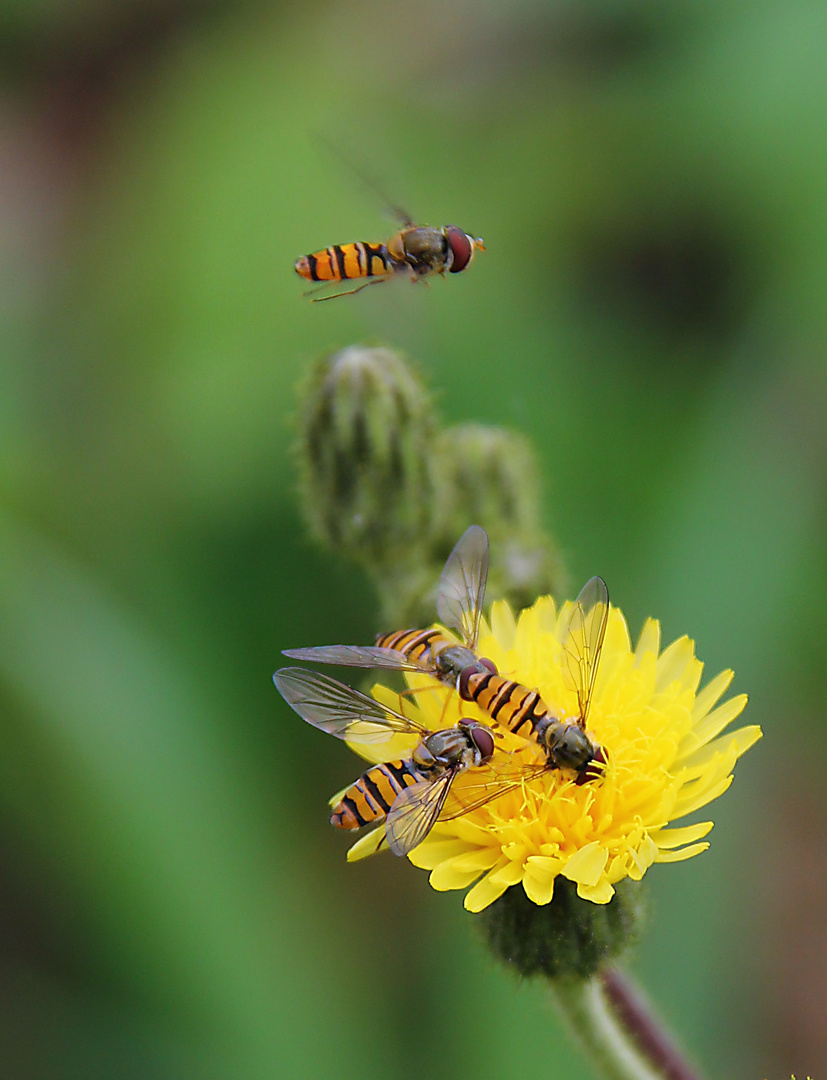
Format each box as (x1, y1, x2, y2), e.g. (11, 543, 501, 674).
(479, 657, 497, 674)
(469, 725, 495, 761)
(445, 227, 473, 273)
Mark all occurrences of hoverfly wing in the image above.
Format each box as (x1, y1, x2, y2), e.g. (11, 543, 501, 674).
(273, 668, 429, 743)
(281, 644, 426, 673)
(560, 576, 609, 727)
(385, 773, 455, 857)
(436, 525, 490, 650)
(314, 134, 416, 227)
(439, 757, 549, 820)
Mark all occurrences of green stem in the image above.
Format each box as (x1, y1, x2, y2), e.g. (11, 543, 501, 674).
(551, 969, 705, 1080)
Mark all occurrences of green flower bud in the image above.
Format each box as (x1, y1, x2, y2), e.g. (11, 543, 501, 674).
(433, 423, 564, 607)
(477, 878, 645, 980)
(296, 346, 438, 566)
(435, 423, 542, 539)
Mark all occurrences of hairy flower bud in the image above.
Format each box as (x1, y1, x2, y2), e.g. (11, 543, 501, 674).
(435, 423, 541, 537)
(434, 423, 563, 605)
(296, 346, 437, 566)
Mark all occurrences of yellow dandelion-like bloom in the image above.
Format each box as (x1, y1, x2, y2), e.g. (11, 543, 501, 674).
(344, 593, 761, 913)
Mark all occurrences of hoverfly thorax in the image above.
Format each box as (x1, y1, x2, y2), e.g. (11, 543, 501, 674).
(399, 226, 451, 275)
(542, 719, 594, 773)
(419, 723, 495, 772)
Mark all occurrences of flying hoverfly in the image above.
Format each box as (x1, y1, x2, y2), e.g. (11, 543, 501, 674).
(295, 196, 484, 302)
(272, 668, 539, 856)
(283, 525, 608, 783)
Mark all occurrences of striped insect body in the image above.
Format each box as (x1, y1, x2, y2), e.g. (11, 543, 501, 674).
(272, 667, 507, 857)
(295, 214, 484, 302)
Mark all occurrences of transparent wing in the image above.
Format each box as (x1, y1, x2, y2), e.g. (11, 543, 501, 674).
(314, 135, 416, 226)
(436, 525, 490, 649)
(560, 576, 609, 727)
(282, 644, 427, 673)
(273, 667, 429, 743)
(439, 756, 549, 819)
(385, 772, 456, 857)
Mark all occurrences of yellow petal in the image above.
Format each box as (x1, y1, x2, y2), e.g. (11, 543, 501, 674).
(535, 595, 558, 634)
(691, 669, 734, 721)
(655, 635, 697, 692)
(676, 739, 738, 786)
(733, 724, 762, 759)
(464, 871, 512, 913)
(450, 848, 503, 873)
(527, 854, 563, 874)
(407, 839, 471, 869)
(562, 842, 608, 887)
(638, 835, 658, 870)
(346, 828, 386, 862)
(606, 608, 631, 655)
(626, 836, 658, 879)
(679, 695, 749, 757)
(655, 842, 709, 863)
(679, 724, 761, 773)
(491, 600, 517, 650)
(430, 861, 486, 891)
(523, 867, 556, 905)
(489, 860, 526, 887)
(673, 774, 733, 818)
(651, 821, 713, 849)
(577, 879, 615, 904)
(635, 617, 661, 661)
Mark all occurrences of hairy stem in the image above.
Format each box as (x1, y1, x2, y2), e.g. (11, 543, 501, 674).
(551, 968, 705, 1080)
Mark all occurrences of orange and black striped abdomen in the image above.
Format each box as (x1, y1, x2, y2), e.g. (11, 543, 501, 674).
(295, 242, 393, 283)
(375, 628, 448, 667)
(375, 629, 551, 741)
(331, 759, 425, 831)
(463, 671, 549, 739)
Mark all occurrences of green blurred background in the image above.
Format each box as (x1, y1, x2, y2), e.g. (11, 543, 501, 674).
(0, 0, 823, 1076)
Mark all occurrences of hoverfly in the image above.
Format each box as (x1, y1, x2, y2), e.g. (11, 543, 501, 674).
(283, 525, 608, 783)
(272, 668, 537, 856)
(295, 202, 484, 302)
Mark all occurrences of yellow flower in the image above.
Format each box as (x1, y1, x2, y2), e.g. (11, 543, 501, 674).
(342, 593, 761, 913)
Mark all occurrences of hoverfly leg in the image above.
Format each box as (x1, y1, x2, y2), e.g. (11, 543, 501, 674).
(437, 686, 458, 728)
(308, 279, 389, 303)
(396, 684, 448, 702)
(393, 681, 457, 728)
(301, 281, 343, 299)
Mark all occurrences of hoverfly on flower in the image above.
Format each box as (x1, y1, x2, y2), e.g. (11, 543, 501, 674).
(283, 525, 606, 783)
(272, 668, 542, 856)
